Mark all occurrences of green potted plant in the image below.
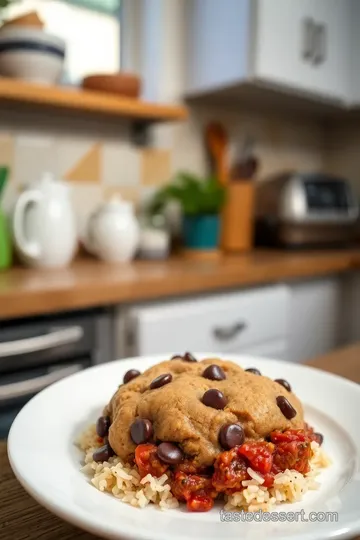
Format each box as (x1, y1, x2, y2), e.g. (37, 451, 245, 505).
(149, 172, 226, 252)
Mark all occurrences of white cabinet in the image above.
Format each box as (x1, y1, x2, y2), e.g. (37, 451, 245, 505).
(186, 0, 351, 103)
(256, 0, 350, 101)
(339, 272, 360, 342)
(287, 277, 342, 363)
(116, 285, 290, 360)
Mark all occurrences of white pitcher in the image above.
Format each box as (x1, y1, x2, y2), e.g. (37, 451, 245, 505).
(13, 173, 77, 268)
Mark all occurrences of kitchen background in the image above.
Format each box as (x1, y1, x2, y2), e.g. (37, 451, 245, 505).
(0, 0, 358, 235)
(1, 0, 360, 437)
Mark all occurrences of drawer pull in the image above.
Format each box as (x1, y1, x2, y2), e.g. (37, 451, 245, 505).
(213, 322, 247, 341)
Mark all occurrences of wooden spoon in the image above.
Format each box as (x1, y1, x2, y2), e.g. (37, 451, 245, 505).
(205, 122, 228, 186)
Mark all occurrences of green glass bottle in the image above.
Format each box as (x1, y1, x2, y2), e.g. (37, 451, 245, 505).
(0, 167, 12, 270)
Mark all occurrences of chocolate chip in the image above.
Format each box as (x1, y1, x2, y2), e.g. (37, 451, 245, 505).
(315, 432, 324, 446)
(245, 368, 261, 375)
(183, 352, 197, 362)
(274, 378, 291, 392)
(93, 443, 114, 463)
(130, 418, 153, 445)
(171, 354, 183, 360)
(219, 424, 245, 449)
(96, 415, 111, 438)
(157, 442, 184, 464)
(276, 396, 297, 419)
(202, 389, 228, 410)
(150, 373, 172, 389)
(202, 364, 226, 381)
(123, 369, 141, 384)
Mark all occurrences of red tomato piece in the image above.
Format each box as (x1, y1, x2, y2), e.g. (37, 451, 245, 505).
(262, 472, 275, 488)
(134, 443, 168, 478)
(270, 429, 308, 444)
(187, 493, 214, 512)
(238, 441, 275, 475)
(171, 471, 216, 502)
(212, 448, 249, 493)
(273, 440, 312, 474)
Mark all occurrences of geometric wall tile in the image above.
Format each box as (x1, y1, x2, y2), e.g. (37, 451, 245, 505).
(140, 148, 172, 186)
(14, 134, 56, 188)
(102, 142, 140, 186)
(103, 185, 140, 205)
(0, 134, 14, 170)
(69, 182, 102, 239)
(64, 143, 101, 183)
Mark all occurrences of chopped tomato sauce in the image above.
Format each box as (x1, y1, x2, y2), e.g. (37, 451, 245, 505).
(187, 493, 214, 512)
(212, 448, 249, 494)
(171, 471, 216, 501)
(134, 443, 168, 478)
(238, 441, 275, 474)
(270, 429, 308, 443)
(133, 427, 316, 511)
(304, 423, 323, 445)
(273, 440, 312, 474)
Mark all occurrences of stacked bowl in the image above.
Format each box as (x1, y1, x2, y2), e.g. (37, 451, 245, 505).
(0, 26, 65, 84)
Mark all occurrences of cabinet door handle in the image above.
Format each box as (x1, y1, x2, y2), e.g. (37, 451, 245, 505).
(313, 23, 326, 65)
(213, 322, 247, 341)
(302, 17, 316, 61)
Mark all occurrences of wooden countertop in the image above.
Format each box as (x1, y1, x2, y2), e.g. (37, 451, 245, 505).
(1, 249, 360, 319)
(1, 344, 360, 539)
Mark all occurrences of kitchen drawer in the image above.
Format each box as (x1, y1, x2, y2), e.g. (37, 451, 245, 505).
(124, 286, 289, 356)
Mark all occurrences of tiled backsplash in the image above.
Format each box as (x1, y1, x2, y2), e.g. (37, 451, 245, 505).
(0, 103, 342, 238)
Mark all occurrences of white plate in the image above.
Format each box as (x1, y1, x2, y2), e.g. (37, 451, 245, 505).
(8, 354, 360, 540)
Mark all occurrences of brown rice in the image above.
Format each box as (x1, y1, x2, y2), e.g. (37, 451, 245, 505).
(77, 425, 331, 512)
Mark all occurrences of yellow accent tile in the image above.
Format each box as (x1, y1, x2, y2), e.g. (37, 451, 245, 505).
(140, 149, 171, 187)
(0, 135, 14, 170)
(104, 186, 140, 204)
(65, 143, 102, 183)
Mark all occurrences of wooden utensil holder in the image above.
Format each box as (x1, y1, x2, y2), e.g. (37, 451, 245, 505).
(221, 182, 254, 252)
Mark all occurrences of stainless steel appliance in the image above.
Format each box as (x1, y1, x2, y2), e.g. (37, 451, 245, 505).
(0, 308, 113, 438)
(255, 172, 359, 248)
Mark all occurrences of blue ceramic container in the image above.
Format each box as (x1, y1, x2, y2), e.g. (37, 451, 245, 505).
(182, 214, 220, 250)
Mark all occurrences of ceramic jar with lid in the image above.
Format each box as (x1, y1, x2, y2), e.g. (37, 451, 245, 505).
(85, 197, 140, 262)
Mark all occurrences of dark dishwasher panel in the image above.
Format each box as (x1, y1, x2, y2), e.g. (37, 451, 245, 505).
(0, 308, 114, 437)
(0, 309, 113, 374)
(0, 357, 90, 439)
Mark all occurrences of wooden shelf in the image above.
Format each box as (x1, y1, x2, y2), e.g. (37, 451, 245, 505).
(0, 77, 188, 123)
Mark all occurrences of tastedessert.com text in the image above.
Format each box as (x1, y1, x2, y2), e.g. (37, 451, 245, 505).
(220, 509, 338, 522)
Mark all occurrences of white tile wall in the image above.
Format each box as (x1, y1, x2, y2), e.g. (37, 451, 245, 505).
(102, 142, 141, 186)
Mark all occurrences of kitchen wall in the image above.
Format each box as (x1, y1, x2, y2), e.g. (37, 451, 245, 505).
(322, 119, 360, 197)
(0, 102, 328, 239)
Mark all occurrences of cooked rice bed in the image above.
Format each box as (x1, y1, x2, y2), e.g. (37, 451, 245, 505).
(77, 425, 331, 512)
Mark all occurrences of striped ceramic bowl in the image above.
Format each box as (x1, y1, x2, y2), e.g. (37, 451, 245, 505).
(0, 26, 65, 85)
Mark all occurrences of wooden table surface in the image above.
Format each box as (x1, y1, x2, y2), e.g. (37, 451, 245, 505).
(1, 344, 360, 540)
(1, 249, 360, 319)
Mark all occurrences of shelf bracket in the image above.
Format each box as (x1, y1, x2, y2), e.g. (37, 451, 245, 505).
(131, 121, 152, 146)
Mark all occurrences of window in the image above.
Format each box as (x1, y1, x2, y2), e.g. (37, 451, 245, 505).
(3, 0, 121, 84)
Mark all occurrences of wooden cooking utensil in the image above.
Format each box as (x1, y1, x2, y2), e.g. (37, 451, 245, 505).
(205, 122, 228, 186)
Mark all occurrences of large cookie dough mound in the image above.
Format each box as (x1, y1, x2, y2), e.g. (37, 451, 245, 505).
(106, 358, 304, 468)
